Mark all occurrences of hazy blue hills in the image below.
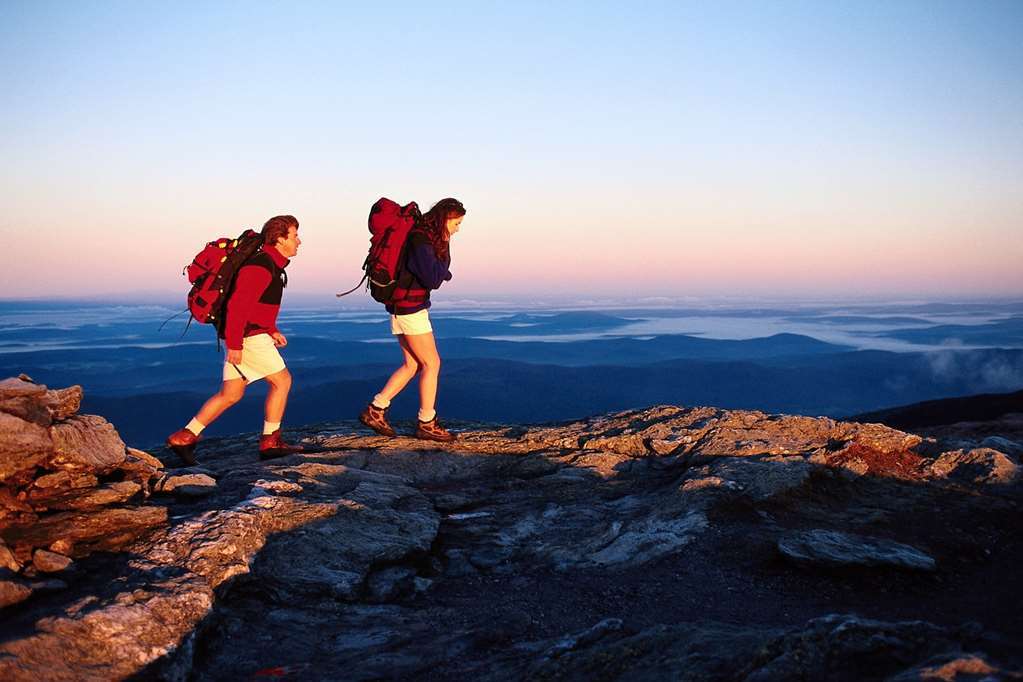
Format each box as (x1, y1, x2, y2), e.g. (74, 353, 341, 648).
(3, 300, 1021, 447)
(72, 346, 1023, 446)
(0, 332, 848, 394)
(882, 316, 1023, 346)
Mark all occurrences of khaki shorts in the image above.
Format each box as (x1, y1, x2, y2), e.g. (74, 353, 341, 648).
(390, 309, 433, 336)
(223, 333, 286, 383)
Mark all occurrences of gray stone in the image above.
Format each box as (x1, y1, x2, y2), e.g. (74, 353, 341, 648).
(0, 394, 51, 426)
(0, 377, 47, 401)
(528, 613, 992, 681)
(888, 652, 1009, 681)
(927, 447, 1019, 484)
(0, 411, 54, 484)
(587, 511, 708, 567)
(685, 456, 812, 502)
(539, 618, 624, 662)
(0, 379, 81, 425)
(32, 470, 71, 489)
(366, 566, 417, 601)
(3, 505, 168, 559)
(0, 573, 213, 680)
(48, 538, 74, 556)
(444, 549, 478, 577)
(0, 540, 20, 572)
(119, 449, 162, 493)
(49, 415, 127, 474)
(43, 385, 83, 421)
(778, 529, 936, 571)
(32, 548, 73, 573)
(126, 447, 165, 470)
(0, 577, 33, 608)
(154, 473, 217, 497)
(978, 436, 1023, 458)
(43, 481, 143, 510)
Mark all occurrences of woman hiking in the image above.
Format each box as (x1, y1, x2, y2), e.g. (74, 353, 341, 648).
(359, 198, 465, 442)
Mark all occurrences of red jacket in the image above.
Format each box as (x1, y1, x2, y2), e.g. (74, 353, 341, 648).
(224, 245, 289, 350)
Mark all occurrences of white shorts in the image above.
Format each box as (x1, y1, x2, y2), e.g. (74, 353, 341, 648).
(391, 309, 433, 336)
(223, 333, 286, 383)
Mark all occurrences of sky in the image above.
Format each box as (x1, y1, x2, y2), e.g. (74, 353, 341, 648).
(1, 0, 1021, 303)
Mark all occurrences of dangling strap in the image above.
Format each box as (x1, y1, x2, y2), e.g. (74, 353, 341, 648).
(176, 315, 194, 343)
(156, 309, 196, 345)
(336, 273, 368, 298)
(158, 308, 190, 332)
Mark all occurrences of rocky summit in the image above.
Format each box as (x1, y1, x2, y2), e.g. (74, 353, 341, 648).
(1, 376, 1021, 680)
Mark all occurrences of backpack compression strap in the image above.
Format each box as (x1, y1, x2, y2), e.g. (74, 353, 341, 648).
(336, 273, 368, 298)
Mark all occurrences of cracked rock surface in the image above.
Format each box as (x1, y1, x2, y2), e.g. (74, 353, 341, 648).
(1, 389, 1021, 680)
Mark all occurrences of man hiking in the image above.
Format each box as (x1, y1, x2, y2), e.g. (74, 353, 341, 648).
(166, 215, 304, 464)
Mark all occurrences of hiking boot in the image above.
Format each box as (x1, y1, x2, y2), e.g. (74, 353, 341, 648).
(359, 403, 396, 437)
(166, 428, 200, 466)
(415, 417, 456, 443)
(258, 429, 305, 461)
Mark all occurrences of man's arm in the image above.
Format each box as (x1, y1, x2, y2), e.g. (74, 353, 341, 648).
(224, 265, 272, 351)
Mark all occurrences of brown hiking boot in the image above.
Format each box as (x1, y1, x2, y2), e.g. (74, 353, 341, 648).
(359, 403, 396, 437)
(415, 417, 456, 443)
(259, 429, 305, 461)
(166, 428, 200, 466)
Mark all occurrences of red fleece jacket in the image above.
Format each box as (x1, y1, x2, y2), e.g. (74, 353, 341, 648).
(224, 245, 289, 350)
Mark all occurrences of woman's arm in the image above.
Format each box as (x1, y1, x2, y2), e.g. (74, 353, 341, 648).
(406, 235, 451, 290)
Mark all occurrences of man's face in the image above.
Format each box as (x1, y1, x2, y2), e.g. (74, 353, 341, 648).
(277, 226, 301, 258)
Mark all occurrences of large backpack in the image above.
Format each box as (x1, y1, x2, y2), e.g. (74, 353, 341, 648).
(337, 197, 427, 306)
(185, 229, 264, 335)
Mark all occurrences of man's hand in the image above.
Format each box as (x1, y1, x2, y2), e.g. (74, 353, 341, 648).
(227, 349, 243, 365)
(271, 331, 288, 348)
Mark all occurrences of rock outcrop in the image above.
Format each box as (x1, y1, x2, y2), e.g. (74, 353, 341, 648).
(1, 380, 1021, 680)
(0, 376, 166, 611)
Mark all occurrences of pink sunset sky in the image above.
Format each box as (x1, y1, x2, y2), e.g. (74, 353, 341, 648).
(2, 2, 1021, 303)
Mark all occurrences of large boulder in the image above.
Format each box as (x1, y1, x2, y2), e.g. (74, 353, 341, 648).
(777, 529, 937, 572)
(2, 506, 168, 562)
(49, 415, 127, 474)
(42, 385, 82, 422)
(926, 447, 1019, 485)
(0, 412, 54, 485)
(0, 377, 51, 426)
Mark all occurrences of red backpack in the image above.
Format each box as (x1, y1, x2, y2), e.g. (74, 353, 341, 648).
(337, 198, 427, 306)
(185, 230, 264, 334)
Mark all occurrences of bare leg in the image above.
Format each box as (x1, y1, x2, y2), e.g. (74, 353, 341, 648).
(376, 335, 420, 401)
(263, 368, 292, 423)
(403, 332, 441, 415)
(194, 378, 246, 426)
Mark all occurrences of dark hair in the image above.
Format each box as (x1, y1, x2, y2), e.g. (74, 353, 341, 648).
(261, 215, 299, 248)
(418, 198, 465, 260)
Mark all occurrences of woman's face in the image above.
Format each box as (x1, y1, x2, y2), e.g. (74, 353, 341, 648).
(445, 214, 464, 238)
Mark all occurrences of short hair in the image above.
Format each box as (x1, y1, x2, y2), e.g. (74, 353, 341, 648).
(261, 215, 298, 247)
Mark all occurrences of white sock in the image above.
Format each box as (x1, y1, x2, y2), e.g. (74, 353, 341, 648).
(263, 421, 281, 435)
(186, 418, 206, 436)
(418, 408, 436, 423)
(372, 394, 391, 409)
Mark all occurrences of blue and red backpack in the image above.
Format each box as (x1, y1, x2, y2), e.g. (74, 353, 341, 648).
(185, 230, 264, 334)
(337, 197, 427, 306)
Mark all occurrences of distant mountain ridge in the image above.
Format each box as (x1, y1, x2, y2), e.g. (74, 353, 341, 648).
(79, 349, 1023, 447)
(851, 388, 1023, 430)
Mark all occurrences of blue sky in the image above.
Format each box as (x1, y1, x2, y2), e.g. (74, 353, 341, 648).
(1, 1, 1021, 301)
